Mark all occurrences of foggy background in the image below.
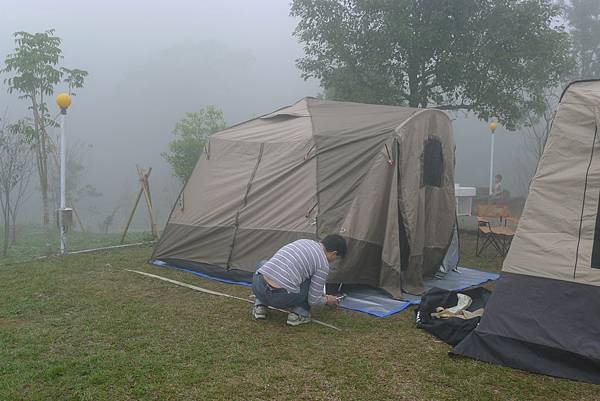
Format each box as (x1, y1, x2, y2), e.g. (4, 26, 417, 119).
(0, 0, 527, 232)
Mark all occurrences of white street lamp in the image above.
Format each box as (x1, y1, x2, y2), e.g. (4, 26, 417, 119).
(56, 92, 72, 254)
(488, 121, 498, 196)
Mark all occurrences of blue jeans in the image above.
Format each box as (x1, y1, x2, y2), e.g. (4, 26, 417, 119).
(252, 262, 311, 317)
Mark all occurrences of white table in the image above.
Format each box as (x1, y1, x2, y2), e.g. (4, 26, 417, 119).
(455, 184, 476, 216)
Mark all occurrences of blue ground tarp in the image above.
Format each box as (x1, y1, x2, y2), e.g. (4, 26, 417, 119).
(150, 260, 498, 317)
(338, 267, 499, 317)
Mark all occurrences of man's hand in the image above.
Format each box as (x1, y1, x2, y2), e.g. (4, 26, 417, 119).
(325, 294, 339, 306)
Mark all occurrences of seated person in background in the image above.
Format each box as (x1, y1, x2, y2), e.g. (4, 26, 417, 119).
(252, 234, 347, 326)
(490, 174, 504, 203)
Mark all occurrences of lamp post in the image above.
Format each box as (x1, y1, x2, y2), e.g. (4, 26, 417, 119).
(56, 92, 72, 254)
(488, 121, 498, 196)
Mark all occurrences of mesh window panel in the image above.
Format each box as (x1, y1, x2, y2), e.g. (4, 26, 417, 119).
(422, 136, 444, 187)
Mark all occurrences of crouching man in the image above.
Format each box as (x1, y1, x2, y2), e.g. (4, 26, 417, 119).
(252, 234, 347, 326)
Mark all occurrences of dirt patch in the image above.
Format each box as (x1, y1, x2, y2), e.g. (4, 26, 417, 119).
(0, 318, 25, 327)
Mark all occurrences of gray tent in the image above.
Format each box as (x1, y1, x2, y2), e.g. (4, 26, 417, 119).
(152, 98, 456, 298)
(454, 80, 600, 384)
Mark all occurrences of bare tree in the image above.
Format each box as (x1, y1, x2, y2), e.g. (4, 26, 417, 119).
(0, 119, 34, 256)
(9, 150, 33, 245)
(100, 206, 120, 234)
(514, 88, 561, 194)
(524, 89, 560, 163)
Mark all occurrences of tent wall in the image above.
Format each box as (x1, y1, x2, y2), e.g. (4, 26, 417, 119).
(153, 98, 456, 298)
(453, 80, 600, 384)
(504, 85, 600, 286)
(312, 108, 454, 297)
(453, 272, 600, 384)
(228, 140, 318, 269)
(154, 114, 315, 270)
(324, 137, 399, 289)
(395, 110, 455, 294)
(155, 139, 262, 266)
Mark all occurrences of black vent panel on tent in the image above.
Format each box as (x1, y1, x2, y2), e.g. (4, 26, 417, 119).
(592, 196, 600, 268)
(422, 136, 444, 187)
(591, 124, 600, 269)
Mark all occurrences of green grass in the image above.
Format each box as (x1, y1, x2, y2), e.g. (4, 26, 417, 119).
(0, 233, 597, 400)
(0, 225, 151, 265)
(459, 230, 506, 272)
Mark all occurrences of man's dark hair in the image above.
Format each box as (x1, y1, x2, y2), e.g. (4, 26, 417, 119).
(495, 174, 503, 181)
(321, 234, 347, 257)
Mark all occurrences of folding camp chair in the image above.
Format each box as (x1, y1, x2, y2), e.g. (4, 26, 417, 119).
(476, 204, 518, 257)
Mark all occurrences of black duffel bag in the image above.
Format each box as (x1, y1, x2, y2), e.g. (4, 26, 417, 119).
(415, 286, 491, 346)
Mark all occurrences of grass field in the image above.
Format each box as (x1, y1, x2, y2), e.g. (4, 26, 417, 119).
(0, 226, 151, 265)
(0, 232, 598, 400)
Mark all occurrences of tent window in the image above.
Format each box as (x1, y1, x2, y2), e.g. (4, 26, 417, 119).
(178, 192, 184, 211)
(422, 136, 444, 187)
(592, 197, 600, 268)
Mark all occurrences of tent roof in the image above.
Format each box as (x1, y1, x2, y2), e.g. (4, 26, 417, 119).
(502, 79, 600, 287)
(215, 97, 421, 143)
(560, 79, 600, 105)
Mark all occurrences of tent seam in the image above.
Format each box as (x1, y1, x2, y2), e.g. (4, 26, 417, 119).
(307, 98, 320, 240)
(226, 143, 264, 267)
(573, 114, 598, 278)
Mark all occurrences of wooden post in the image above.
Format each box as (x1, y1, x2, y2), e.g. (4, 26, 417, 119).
(143, 185, 159, 238)
(138, 166, 159, 239)
(72, 207, 86, 233)
(121, 166, 159, 243)
(120, 186, 144, 244)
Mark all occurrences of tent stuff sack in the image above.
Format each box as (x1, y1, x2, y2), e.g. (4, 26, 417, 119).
(415, 287, 491, 346)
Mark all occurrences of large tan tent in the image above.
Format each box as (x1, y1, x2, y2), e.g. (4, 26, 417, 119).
(152, 98, 456, 298)
(454, 80, 600, 383)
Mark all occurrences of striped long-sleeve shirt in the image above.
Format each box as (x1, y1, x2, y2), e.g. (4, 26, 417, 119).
(257, 239, 329, 306)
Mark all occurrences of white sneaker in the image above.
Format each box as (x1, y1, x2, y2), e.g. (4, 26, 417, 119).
(286, 312, 311, 326)
(253, 305, 267, 320)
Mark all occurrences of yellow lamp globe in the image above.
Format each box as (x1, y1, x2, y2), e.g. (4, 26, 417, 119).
(56, 92, 72, 110)
(489, 121, 497, 133)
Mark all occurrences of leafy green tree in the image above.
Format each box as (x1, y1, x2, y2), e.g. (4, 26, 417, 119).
(1, 30, 87, 252)
(291, 0, 574, 129)
(566, 0, 600, 78)
(162, 106, 227, 183)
